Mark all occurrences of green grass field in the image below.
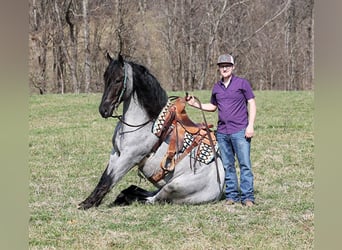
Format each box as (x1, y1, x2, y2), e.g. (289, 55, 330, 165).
(29, 91, 314, 249)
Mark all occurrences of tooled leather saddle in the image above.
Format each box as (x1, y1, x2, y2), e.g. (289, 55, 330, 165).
(147, 94, 218, 183)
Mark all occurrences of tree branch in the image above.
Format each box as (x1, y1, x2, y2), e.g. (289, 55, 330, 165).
(233, 0, 291, 51)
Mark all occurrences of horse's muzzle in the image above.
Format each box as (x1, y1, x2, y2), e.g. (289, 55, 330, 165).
(99, 101, 114, 118)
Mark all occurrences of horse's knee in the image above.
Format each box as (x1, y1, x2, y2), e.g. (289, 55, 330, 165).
(164, 181, 181, 194)
(152, 181, 182, 202)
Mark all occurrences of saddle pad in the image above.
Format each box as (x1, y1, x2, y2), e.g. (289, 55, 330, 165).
(197, 140, 218, 164)
(182, 131, 218, 165)
(152, 99, 173, 135)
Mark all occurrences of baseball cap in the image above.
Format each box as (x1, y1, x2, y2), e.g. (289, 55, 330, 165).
(217, 54, 234, 65)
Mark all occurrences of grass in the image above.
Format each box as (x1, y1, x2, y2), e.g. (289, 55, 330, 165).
(29, 91, 314, 249)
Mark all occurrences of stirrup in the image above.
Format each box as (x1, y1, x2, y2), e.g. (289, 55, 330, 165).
(160, 155, 176, 172)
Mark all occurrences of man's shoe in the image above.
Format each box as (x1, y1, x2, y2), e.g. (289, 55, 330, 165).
(226, 199, 235, 205)
(243, 200, 254, 207)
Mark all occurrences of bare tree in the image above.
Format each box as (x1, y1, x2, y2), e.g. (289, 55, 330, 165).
(29, 0, 51, 94)
(28, 0, 314, 94)
(56, 0, 79, 93)
(83, 0, 91, 92)
(138, 0, 152, 68)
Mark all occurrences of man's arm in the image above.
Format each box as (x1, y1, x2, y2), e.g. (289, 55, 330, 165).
(246, 98, 256, 138)
(186, 96, 217, 112)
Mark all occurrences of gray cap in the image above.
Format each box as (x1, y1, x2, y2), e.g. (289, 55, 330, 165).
(217, 54, 234, 65)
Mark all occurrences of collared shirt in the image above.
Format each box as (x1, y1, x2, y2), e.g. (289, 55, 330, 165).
(210, 75, 255, 134)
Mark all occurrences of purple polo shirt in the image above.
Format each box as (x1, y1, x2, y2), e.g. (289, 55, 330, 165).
(210, 75, 255, 134)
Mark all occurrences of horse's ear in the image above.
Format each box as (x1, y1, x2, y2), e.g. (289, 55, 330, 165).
(106, 51, 113, 63)
(118, 53, 124, 67)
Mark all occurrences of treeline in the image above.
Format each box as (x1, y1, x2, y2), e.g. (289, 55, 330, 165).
(29, 0, 314, 94)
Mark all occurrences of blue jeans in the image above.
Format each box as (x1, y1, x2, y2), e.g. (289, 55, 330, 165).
(217, 130, 254, 203)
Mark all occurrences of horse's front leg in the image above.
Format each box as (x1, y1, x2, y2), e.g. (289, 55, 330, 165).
(78, 163, 113, 210)
(78, 150, 141, 210)
(78, 151, 121, 210)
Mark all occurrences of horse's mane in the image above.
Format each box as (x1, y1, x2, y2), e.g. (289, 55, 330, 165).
(128, 62, 168, 119)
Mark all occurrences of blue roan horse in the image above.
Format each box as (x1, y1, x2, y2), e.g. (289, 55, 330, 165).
(78, 53, 225, 209)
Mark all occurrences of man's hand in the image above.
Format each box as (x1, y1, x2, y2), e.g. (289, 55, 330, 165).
(186, 95, 196, 106)
(245, 124, 254, 138)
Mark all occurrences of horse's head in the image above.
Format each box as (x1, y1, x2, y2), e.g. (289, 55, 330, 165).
(99, 53, 127, 118)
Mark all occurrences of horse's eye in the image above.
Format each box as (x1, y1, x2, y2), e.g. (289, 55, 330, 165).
(115, 79, 122, 84)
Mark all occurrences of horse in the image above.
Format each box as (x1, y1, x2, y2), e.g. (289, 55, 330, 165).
(78, 53, 225, 209)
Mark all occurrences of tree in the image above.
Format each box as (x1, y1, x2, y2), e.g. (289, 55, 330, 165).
(83, 0, 91, 93)
(28, 0, 314, 94)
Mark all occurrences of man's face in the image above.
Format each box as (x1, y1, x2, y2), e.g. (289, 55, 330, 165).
(218, 63, 234, 78)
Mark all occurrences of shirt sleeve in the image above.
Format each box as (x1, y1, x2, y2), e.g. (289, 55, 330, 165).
(243, 79, 255, 100)
(210, 86, 217, 106)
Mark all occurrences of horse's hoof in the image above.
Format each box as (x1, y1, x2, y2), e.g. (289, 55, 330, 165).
(77, 201, 92, 210)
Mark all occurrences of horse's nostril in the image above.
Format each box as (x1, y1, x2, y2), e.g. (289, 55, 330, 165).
(99, 105, 108, 118)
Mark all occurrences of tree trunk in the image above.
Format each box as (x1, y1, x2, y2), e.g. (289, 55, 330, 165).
(61, 0, 79, 93)
(138, 0, 152, 67)
(83, 0, 91, 93)
(188, 0, 193, 91)
(286, 0, 296, 90)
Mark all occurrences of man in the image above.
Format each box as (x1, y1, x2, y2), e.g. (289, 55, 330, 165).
(187, 54, 256, 207)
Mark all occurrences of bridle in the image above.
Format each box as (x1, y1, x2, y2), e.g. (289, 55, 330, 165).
(111, 63, 153, 128)
(112, 63, 128, 110)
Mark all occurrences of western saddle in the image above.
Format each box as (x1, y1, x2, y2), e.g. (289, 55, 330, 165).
(146, 94, 217, 183)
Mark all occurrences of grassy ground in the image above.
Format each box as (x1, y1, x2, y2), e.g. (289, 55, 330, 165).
(29, 91, 314, 249)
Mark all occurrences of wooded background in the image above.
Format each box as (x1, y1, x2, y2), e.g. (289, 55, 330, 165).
(28, 0, 314, 94)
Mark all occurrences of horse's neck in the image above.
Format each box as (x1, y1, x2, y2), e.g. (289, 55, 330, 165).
(121, 63, 151, 125)
(122, 93, 150, 124)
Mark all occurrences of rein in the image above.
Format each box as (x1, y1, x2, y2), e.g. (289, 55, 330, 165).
(189, 94, 218, 161)
(112, 111, 152, 128)
(111, 63, 153, 128)
(187, 93, 220, 185)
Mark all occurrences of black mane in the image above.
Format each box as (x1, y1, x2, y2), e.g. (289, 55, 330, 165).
(128, 62, 168, 119)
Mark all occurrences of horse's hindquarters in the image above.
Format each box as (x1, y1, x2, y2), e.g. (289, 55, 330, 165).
(141, 144, 225, 204)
